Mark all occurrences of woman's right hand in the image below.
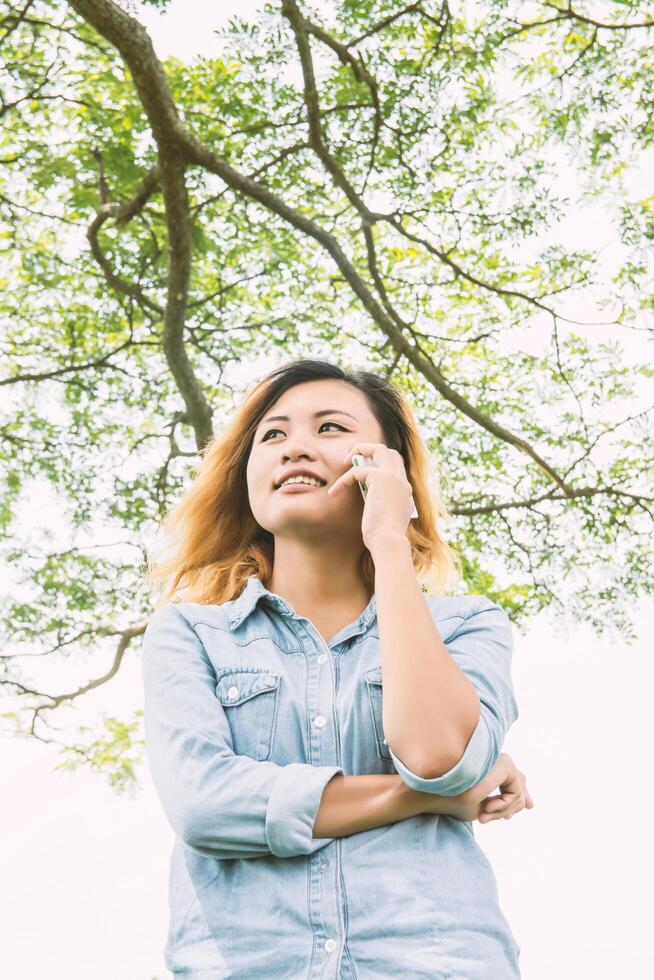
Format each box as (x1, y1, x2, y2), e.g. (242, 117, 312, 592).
(437, 752, 535, 824)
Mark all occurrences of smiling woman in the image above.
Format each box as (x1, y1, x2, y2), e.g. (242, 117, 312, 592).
(141, 358, 531, 978)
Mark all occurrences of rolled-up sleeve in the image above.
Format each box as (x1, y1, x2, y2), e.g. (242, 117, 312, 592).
(141, 604, 343, 859)
(388, 597, 519, 796)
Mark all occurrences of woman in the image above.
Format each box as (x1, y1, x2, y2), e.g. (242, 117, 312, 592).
(142, 357, 533, 979)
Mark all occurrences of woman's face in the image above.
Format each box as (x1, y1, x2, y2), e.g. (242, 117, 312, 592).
(246, 378, 386, 540)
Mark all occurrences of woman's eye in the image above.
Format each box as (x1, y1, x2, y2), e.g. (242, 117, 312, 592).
(261, 421, 346, 441)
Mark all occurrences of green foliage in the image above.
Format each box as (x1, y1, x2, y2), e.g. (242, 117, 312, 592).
(0, 0, 652, 786)
(53, 710, 146, 795)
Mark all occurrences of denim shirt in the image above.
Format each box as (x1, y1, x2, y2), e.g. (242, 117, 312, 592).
(141, 575, 521, 979)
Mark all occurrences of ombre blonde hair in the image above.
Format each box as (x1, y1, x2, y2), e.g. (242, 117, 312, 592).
(145, 358, 461, 607)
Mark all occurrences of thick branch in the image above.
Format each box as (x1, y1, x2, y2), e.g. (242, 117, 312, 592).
(68, 0, 213, 449)
(158, 153, 213, 450)
(66, 0, 185, 147)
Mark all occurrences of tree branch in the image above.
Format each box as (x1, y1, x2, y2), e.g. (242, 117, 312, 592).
(281, 0, 386, 213)
(0, 336, 134, 386)
(87, 204, 163, 312)
(0, 0, 36, 49)
(158, 152, 214, 450)
(347, 2, 423, 46)
(4, 622, 147, 736)
(299, 10, 384, 191)
(68, 0, 213, 450)
(450, 484, 654, 517)
(544, 1, 654, 31)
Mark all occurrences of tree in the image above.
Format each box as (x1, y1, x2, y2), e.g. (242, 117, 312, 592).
(1, 0, 652, 790)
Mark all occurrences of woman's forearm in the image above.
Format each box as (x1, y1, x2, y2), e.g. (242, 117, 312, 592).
(312, 773, 453, 839)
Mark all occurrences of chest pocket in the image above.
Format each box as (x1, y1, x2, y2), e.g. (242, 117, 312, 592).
(216, 668, 281, 762)
(365, 667, 393, 762)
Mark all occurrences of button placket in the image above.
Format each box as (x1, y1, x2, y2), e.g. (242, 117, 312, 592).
(309, 634, 332, 737)
(283, 617, 344, 977)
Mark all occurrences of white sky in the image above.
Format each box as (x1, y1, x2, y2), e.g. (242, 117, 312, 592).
(2, 2, 654, 978)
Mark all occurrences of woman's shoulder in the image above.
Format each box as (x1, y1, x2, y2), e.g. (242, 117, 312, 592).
(144, 599, 232, 633)
(423, 594, 513, 647)
(423, 592, 506, 622)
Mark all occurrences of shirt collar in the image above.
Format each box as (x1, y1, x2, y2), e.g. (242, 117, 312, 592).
(227, 574, 377, 643)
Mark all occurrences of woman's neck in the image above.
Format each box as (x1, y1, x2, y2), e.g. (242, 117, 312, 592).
(268, 537, 372, 619)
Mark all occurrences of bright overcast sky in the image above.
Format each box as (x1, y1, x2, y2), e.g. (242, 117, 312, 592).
(3, 2, 653, 978)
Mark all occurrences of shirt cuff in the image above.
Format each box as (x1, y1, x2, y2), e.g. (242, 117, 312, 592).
(265, 762, 345, 857)
(388, 713, 492, 796)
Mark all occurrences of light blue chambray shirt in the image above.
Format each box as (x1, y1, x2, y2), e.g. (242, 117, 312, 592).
(141, 575, 522, 979)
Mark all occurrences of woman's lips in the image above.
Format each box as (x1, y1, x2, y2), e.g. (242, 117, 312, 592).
(276, 483, 325, 493)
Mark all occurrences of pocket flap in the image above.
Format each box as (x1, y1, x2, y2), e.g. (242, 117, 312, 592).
(365, 666, 383, 686)
(215, 669, 280, 706)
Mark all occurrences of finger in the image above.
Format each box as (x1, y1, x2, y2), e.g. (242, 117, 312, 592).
(484, 795, 507, 810)
(491, 792, 520, 814)
(499, 773, 523, 798)
(327, 464, 372, 497)
(505, 791, 529, 816)
(487, 802, 517, 822)
(481, 784, 534, 822)
(479, 799, 507, 822)
(343, 442, 387, 463)
(498, 766, 520, 788)
(345, 443, 405, 473)
(513, 775, 533, 809)
(469, 763, 512, 802)
(479, 808, 503, 822)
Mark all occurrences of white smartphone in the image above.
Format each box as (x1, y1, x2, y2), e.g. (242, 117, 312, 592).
(351, 454, 418, 519)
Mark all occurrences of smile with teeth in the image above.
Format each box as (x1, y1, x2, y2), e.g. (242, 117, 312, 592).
(277, 475, 326, 489)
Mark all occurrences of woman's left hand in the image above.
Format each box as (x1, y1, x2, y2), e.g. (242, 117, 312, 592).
(327, 441, 414, 553)
(437, 753, 535, 824)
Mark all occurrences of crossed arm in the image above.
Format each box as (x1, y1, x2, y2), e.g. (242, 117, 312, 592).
(142, 601, 529, 862)
(312, 756, 532, 839)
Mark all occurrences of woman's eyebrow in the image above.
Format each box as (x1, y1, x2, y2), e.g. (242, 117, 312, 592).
(261, 409, 358, 424)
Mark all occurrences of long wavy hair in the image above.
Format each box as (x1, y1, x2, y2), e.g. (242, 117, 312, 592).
(145, 358, 461, 607)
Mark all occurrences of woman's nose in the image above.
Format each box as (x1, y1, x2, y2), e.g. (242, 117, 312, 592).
(282, 443, 315, 463)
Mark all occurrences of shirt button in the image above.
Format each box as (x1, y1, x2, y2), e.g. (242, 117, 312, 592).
(317, 654, 327, 664)
(314, 715, 326, 728)
(319, 860, 328, 871)
(383, 738, 388, 744)
(324, 939, 337, 953)
(227, 686, 239, 698)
